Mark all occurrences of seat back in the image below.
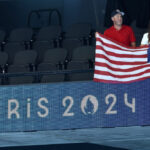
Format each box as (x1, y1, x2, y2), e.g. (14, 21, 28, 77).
(36, 25, 61, 41)
(8, 28, 33, 42)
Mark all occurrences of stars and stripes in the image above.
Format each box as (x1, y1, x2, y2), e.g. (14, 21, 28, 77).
(94, 32, 150, 83)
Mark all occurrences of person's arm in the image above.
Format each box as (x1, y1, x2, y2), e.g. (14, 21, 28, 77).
(140, 33, 148, 46)
(129, 27, 136, 47)
(131, 42, 136, 47)
(95, 32, 98, 37)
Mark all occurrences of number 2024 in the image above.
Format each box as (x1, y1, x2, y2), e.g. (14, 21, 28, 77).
(62, 93, 135, 117)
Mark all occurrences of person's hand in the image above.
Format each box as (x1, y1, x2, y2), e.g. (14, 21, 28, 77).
(95, 32, 98, 37)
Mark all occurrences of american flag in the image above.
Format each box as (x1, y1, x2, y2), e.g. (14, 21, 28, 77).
(94, 32, 150, 83)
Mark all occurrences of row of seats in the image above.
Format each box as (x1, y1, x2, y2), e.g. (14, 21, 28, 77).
(0, 23, 94, 49)
(0, 46, 95, 71)
(0, 23, 93, 42)
(0, 71, 93, 85)
(0, 24, 95, 66)
(0, 46, 95, 85)
(2, 42, 95, 65)
(0, 23, 95, 85)
(0, 45, 95, 66)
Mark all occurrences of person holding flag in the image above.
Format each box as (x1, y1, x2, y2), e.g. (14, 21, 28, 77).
(104, 9, 136, 47)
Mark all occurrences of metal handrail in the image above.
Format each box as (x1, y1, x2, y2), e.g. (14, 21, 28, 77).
(0, 69, 94, 78)
(27, 8, 61, 28)
(27, 10, 42, 28)
(48, 9, 62, 26)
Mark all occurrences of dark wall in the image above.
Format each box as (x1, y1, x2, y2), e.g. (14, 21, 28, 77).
(0, 0, 64, 32)
(63, 0, 107, 31)
(0, 0, 148, 33)
(0, 0, 107, 32)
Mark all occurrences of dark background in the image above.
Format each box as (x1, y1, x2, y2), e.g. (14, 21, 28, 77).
(0, 0, 149, 41)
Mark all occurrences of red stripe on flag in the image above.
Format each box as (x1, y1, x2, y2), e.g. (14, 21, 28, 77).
(95, 62, 150, 72)
(95, 54, 147, 65)
(96, 38, 148, 52)
(93, 77, 150, 83)
(94, 69, 150, 78)
(96, 45, 147, 58)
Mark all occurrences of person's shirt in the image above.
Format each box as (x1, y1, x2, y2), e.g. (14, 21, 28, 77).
(104, 25, 136, 46)
(141, 33, 149, 45)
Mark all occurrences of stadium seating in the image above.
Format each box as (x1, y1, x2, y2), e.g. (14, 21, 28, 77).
(36, 25, 61, 41)
(65, 23, 92, 39)
(37, 48, 67, 70)
(32, 41, 53, 64)
(66, 61, 93, 81)
(62, 23, 92, 60)
(7, 27, 33, 43)
(32, 25, 62, 63)
(70, 46, 95, 62)
(40, 74, 65, 83)
(0, 51, 8, 73)
(65, 46, 94, 81)
(6, 50, 37, 85)
(0, 51, 8, 84)
(34, 25, 62, 47)
(38, 48, 67, 82)
(4, 43, 26, 65)
(0, 23, 96, 85)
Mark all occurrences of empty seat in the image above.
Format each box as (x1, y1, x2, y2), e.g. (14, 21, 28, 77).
(0, 30, 6, 51)
(71, 46, 95, 62)
(40, 74, 65, 83)
(62, 23, 92, 59)
(62, 39, 83, 60)
(0, 51, 8, 84)
(38, 48, 67, 83)
(67, 61, 93, 81)
(8, 76, 34, 85)
(0, 51, 8, 73)
(66, 46, 95, 81)
(0, 51, 8, 66)
(68, 46, 95, 69)
(68, 71, 93, 81)
(42, 48, 67, 63)
(38, 48, 67, 71)
(67, 61, 89, 70)
(4, 43, 26, 64)
(65, 23, 92, 39)
(7, 50, 37, 85)
(11, 50, 37, 66)
(38, 63, 59, 71)
(33, 41, 53, 63)
(36, 25, 61, 41)
(7, 28, 33, 42)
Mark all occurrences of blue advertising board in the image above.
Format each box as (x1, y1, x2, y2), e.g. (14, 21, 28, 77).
(0, 80, 149, 132)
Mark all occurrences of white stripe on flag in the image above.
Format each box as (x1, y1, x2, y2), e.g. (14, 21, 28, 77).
(96, 50, 147, 62)
(96, 41, 147, 55)
(95, 65, 150, 75)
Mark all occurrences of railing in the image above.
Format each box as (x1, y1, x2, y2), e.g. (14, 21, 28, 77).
(27, 8, 62, 28)
(0, 69, 94, 85)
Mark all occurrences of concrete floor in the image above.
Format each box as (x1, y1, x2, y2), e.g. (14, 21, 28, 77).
(0, 126, 150, 150)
